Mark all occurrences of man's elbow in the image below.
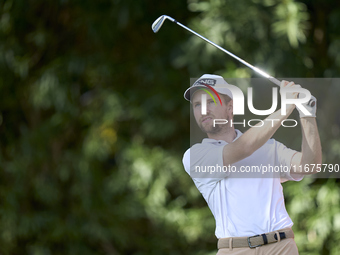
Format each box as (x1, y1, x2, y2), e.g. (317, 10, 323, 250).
(314, 146, 322, 165)
(306, 155, 322, 175)
(315, 154, 322, 165)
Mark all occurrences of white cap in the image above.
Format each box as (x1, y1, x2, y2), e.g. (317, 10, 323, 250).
(184, 74, 233, 101)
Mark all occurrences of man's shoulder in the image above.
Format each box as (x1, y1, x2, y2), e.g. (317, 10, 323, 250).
(182, 148, 190, 175)
(183, 140, 222, 156)
(182, 143, 204, 164)
(183, 148, 190, 162)
(182, 140, 223, 174)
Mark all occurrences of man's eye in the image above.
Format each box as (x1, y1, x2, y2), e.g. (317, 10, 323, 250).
(209, 100, 214, 104)
(195, 103, 201, 107)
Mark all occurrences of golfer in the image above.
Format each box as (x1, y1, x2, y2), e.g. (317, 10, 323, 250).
(182, 74, 322, 254)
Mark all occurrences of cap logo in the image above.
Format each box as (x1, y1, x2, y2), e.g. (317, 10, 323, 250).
(194, 78, 216, 86)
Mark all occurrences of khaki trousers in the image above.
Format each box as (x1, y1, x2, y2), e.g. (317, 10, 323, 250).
(216, 237, 299, 255)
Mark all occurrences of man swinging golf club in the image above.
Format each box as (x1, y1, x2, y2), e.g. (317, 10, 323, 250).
(182, 74, 322, 254)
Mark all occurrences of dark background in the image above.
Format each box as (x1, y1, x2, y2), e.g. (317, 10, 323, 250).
(0, 0, 340, 254)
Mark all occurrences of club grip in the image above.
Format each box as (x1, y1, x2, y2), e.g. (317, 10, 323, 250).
(268, 77, 281, 86)
(267, 77, 315, 107)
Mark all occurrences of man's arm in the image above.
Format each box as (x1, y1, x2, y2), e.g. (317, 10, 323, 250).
(223, 81, 300, 166)
(290, 117, 322, 175)
(222, 105, 295, 166)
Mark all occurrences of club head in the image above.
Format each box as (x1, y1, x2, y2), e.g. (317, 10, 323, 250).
(152, 15, 175, 33)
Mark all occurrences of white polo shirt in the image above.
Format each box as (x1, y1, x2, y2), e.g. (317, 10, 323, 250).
(182, 129, 304, 239)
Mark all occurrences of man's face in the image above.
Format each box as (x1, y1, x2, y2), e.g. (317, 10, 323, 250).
(192, 90, 233, 134)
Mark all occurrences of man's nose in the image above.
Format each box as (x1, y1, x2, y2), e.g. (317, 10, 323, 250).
(202, 106, 212, 116)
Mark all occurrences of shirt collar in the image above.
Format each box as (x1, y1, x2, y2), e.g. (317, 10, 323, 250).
(202, 129, 243, 145)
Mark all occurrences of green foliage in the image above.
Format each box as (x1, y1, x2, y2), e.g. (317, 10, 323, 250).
(0, 0, 339, 254)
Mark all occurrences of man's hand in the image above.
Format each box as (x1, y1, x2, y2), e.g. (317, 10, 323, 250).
(280, 80, 300, 100)
(296, 95, 317, 118)
(280, 80, 317, 118)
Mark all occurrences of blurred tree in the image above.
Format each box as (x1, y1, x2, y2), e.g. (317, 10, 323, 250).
(0, 0, 339, 254)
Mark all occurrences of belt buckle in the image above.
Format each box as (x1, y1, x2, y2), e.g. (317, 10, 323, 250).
(247, 234, 262, 248)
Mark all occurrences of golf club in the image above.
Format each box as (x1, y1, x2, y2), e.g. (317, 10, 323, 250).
(152, 15, 315, 106)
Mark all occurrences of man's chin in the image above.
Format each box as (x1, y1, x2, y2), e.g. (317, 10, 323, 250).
(199, 124, 221, 134)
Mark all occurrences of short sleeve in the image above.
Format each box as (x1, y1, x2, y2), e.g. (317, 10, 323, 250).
(275, 140, 304, 183)
(182, 142, 229, 186)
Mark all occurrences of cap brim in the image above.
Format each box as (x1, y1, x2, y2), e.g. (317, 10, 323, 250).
(184, 86, 233, 101)
(183, 85, 207, 101)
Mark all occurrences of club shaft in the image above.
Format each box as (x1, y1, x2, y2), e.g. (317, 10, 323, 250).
(175, 21, 281, 87)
